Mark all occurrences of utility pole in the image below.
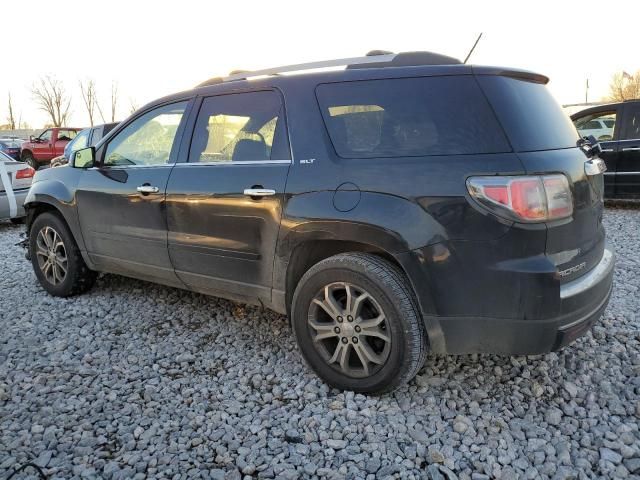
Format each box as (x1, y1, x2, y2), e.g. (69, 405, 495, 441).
(585, 78, 589, 103)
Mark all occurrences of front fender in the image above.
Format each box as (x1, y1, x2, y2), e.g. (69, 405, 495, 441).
(24, 171, 87, 256)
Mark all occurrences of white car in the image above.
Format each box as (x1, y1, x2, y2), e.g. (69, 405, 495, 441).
(0, 151, 35, 223)
(575, 117, 616, 141)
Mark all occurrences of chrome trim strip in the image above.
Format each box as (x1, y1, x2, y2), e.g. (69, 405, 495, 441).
(560, 247, 614, 299)
(622, 147, 640, 152)
(89, 164, 175, 170)
(173, 160, 292, 167)
(613, 171, 640, 176)
(601, 148, 614, 153)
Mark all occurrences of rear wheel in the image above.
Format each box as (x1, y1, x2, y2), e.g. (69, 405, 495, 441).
(291, 253, 428, 393)
(29, 212, 96, 296)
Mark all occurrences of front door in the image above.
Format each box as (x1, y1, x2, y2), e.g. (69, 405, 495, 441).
(32, 129, 54, 161)
(76, 100, 190, 286)
(616, 103, 640, 198)
(165, 90, 291, 304)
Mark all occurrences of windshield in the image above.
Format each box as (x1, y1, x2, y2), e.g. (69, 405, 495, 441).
(477, 75, 580, 152)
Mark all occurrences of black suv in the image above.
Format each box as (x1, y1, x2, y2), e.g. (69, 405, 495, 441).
(24, 52, 614, 393)
(571, 100, 640, 198)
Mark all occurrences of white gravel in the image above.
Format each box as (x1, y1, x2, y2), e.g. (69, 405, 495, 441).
(1, 207, 639, 480)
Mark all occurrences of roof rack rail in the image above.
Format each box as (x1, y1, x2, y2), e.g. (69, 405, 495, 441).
(196, 51, 461, 87)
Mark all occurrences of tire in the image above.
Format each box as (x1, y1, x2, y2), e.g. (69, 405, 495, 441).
(291, 253, 428, 394)
(29, 211, 97, 297)
(22, 151, 37, 170)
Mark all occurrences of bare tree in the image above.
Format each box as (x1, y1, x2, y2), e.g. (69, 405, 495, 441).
(608, 71, 640, 101)
(129, 97, 139, 115)
(7, 93, 16, 130)
(31, 75, 72, 127)
(79, 79, 98, 126)
(110, 81, 119, 122)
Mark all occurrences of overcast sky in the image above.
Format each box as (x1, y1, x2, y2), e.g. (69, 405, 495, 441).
(2, 0, 639, 128)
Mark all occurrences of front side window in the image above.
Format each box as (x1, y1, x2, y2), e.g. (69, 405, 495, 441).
(573, 111, 617, 141)
(39, 130, 52, 142)
(316, 77, 511, 158)
(70, 129, 90, 152)
(189, 91, 289, 163)
(104, 101, 187, 166)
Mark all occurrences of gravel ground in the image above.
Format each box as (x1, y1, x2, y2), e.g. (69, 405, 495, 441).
(1, 208, 639, 480)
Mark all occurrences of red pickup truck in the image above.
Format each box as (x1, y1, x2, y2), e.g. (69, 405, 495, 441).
(21, 127, 82, 169)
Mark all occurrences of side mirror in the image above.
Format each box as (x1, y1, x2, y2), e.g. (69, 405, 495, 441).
(72, 147, 96, 169)
(30, 135, 38, 143)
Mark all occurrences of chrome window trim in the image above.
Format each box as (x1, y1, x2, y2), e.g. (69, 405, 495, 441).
(174, 159, 292, 167)
(603, 171, 640, 176)
(560, 247, 614, 299)
(89, 163, 175, 170)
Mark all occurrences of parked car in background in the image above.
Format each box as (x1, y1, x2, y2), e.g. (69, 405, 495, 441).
(575, 117, 615, 141)
(572, 99, 640, 198)
(0, 138, 22, 160)
(0, 151, 35, 223)
(51, 123, 120, 168)
(21, 127, 82, 169)
(24, 51, 614, 393)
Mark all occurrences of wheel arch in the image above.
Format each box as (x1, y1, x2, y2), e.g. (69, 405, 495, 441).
(273, 222, 443, 352)
(25, 182, 90, 266)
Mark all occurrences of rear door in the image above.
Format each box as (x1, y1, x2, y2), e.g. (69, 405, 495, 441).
(32, 129, 54, 161)
(54, 129, 77, 156)
(165, 90, 291, 304)
(616, 103, 640, 198)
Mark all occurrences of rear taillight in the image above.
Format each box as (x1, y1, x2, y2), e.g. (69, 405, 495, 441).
(466, 174, 573, 223)
(15, 167, 35, 179)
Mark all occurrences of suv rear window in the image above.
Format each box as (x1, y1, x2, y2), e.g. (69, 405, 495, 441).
(316, 77, 511, 158)
(476, 75, 580, 152)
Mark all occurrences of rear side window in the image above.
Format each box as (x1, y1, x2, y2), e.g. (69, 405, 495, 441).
(477, 75, 580, 152)
(189, 91, 289, 163)
(316, 76, 511, 158)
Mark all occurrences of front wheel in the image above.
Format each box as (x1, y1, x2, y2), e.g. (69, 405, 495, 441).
(291, 253, 428, 394)
(22, 151, 37, 170)
(29, 212, 97, 297)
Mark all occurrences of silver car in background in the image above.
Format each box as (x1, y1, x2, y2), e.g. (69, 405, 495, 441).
(0, 151, 35, 223)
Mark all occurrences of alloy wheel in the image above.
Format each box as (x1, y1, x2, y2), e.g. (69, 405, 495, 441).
(307, 282, 391, 378)
(35, 226, 68, 285)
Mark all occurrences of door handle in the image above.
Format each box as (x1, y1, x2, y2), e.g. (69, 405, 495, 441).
(137, 185, 159, 194)
(622, 147, 640, 151)
(244, 188, 276, 197)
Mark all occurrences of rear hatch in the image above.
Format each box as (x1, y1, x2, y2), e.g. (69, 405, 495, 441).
(476, 73, 605, 282)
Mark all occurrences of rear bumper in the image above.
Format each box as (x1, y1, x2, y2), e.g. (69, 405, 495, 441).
(0, 188, 28, 219)
(401, 243, 615, 355)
